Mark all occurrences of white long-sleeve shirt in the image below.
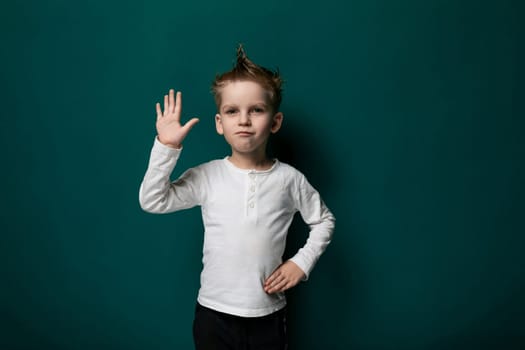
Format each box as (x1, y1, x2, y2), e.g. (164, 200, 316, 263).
(139, 138, 335, 317)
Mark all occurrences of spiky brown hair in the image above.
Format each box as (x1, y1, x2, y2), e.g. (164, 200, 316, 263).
(211, 44, 283, 112)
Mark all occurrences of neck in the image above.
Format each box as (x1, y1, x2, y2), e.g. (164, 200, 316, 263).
(228, 150, 273, 170)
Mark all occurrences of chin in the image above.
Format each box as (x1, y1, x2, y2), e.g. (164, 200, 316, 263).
(230, 142, 258, 153)
(233, 147, 258, 154)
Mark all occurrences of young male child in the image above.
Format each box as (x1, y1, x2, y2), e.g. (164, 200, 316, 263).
(139, 45, 335, 350)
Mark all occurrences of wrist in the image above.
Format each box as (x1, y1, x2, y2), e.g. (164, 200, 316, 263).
(157, 136, 181, 149)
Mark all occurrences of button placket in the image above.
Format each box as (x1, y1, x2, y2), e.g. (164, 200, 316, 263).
(246, 171, 257, 216)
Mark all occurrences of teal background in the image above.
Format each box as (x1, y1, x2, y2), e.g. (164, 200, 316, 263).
(1, 0, 523, 349)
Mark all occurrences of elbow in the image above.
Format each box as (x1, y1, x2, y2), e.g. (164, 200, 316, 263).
(138, 182, 165, 213)
(139, 196, 157, 213)
(325, 211, 336, 232)
(139, 200, 154, 213)
(323, 213, 336, 242)
(139, 198, 168, 214)
(139, 192, 175, 214)
(138, 188, 163, 213)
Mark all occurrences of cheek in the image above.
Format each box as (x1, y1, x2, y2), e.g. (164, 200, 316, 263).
(259, 119, 274, 132)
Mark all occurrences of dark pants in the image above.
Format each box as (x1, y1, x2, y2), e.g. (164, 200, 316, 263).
(193, 303, 288, 350)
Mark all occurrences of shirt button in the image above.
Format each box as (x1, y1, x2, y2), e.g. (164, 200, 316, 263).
(249, 202, 254, 208)
(250, 186, 255, 192)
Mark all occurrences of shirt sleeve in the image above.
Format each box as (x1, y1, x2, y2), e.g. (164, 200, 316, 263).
(139, 137, 202, 213)
(289, 172, 335, 280)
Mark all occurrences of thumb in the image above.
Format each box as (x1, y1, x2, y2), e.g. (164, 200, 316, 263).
(182, 117, 200, 133)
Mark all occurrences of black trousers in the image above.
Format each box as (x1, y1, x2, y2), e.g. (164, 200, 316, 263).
(193, 303, 288, 350)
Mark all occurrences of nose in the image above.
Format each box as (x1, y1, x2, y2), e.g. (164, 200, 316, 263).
(238, 111, 251, 125)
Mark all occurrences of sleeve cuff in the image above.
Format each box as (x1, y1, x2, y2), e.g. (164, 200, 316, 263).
(289, 255, 312, 281)
(152, 136, 183, 157)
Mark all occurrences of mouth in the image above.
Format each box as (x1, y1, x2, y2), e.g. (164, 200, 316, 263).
(235, 131, 254, 136)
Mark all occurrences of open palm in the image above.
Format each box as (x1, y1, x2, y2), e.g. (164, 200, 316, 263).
(156, 89, 199, 148)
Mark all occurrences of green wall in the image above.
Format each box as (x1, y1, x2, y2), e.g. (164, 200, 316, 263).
(2, 0, 523, 349)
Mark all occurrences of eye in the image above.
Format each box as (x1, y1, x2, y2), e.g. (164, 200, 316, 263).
(225, 109, 237, 115)
(251, 107, 265, 114)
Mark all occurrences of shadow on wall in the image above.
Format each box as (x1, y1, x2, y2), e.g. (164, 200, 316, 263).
(268, 108, 356, 348)
(267, 108, 332, 187)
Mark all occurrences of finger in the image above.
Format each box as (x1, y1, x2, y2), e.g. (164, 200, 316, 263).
(277, 279, 296, 293)
(169, 89, 175, 113)
(268, 274, 286, 289)
(156, 103, 162, 120)
(265, 270, 280, 286)
(174, 91, 182, 120)
(164, 94, 169, 115)
(267, 278, 288, 294)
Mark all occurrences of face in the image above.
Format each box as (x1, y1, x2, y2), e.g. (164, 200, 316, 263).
(215, 80, 283, 157)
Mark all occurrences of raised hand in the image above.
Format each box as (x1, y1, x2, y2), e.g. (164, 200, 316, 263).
(156, 89, 199, 149)
(263, 260, 306, 294)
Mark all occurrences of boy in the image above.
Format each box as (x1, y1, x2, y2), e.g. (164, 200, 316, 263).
(139, 45, 335, 350)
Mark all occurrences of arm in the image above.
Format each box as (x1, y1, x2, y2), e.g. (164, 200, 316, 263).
(289, 174, 335, 278)
(139, 89, 200, 213)
(264, 174, 335, 294)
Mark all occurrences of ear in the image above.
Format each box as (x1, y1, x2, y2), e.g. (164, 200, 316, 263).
(215, 113, 224, 135)
(270, 112, 283, 134)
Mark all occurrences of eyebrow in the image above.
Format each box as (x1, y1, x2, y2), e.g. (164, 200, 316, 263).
(222, 102, 268, 110)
